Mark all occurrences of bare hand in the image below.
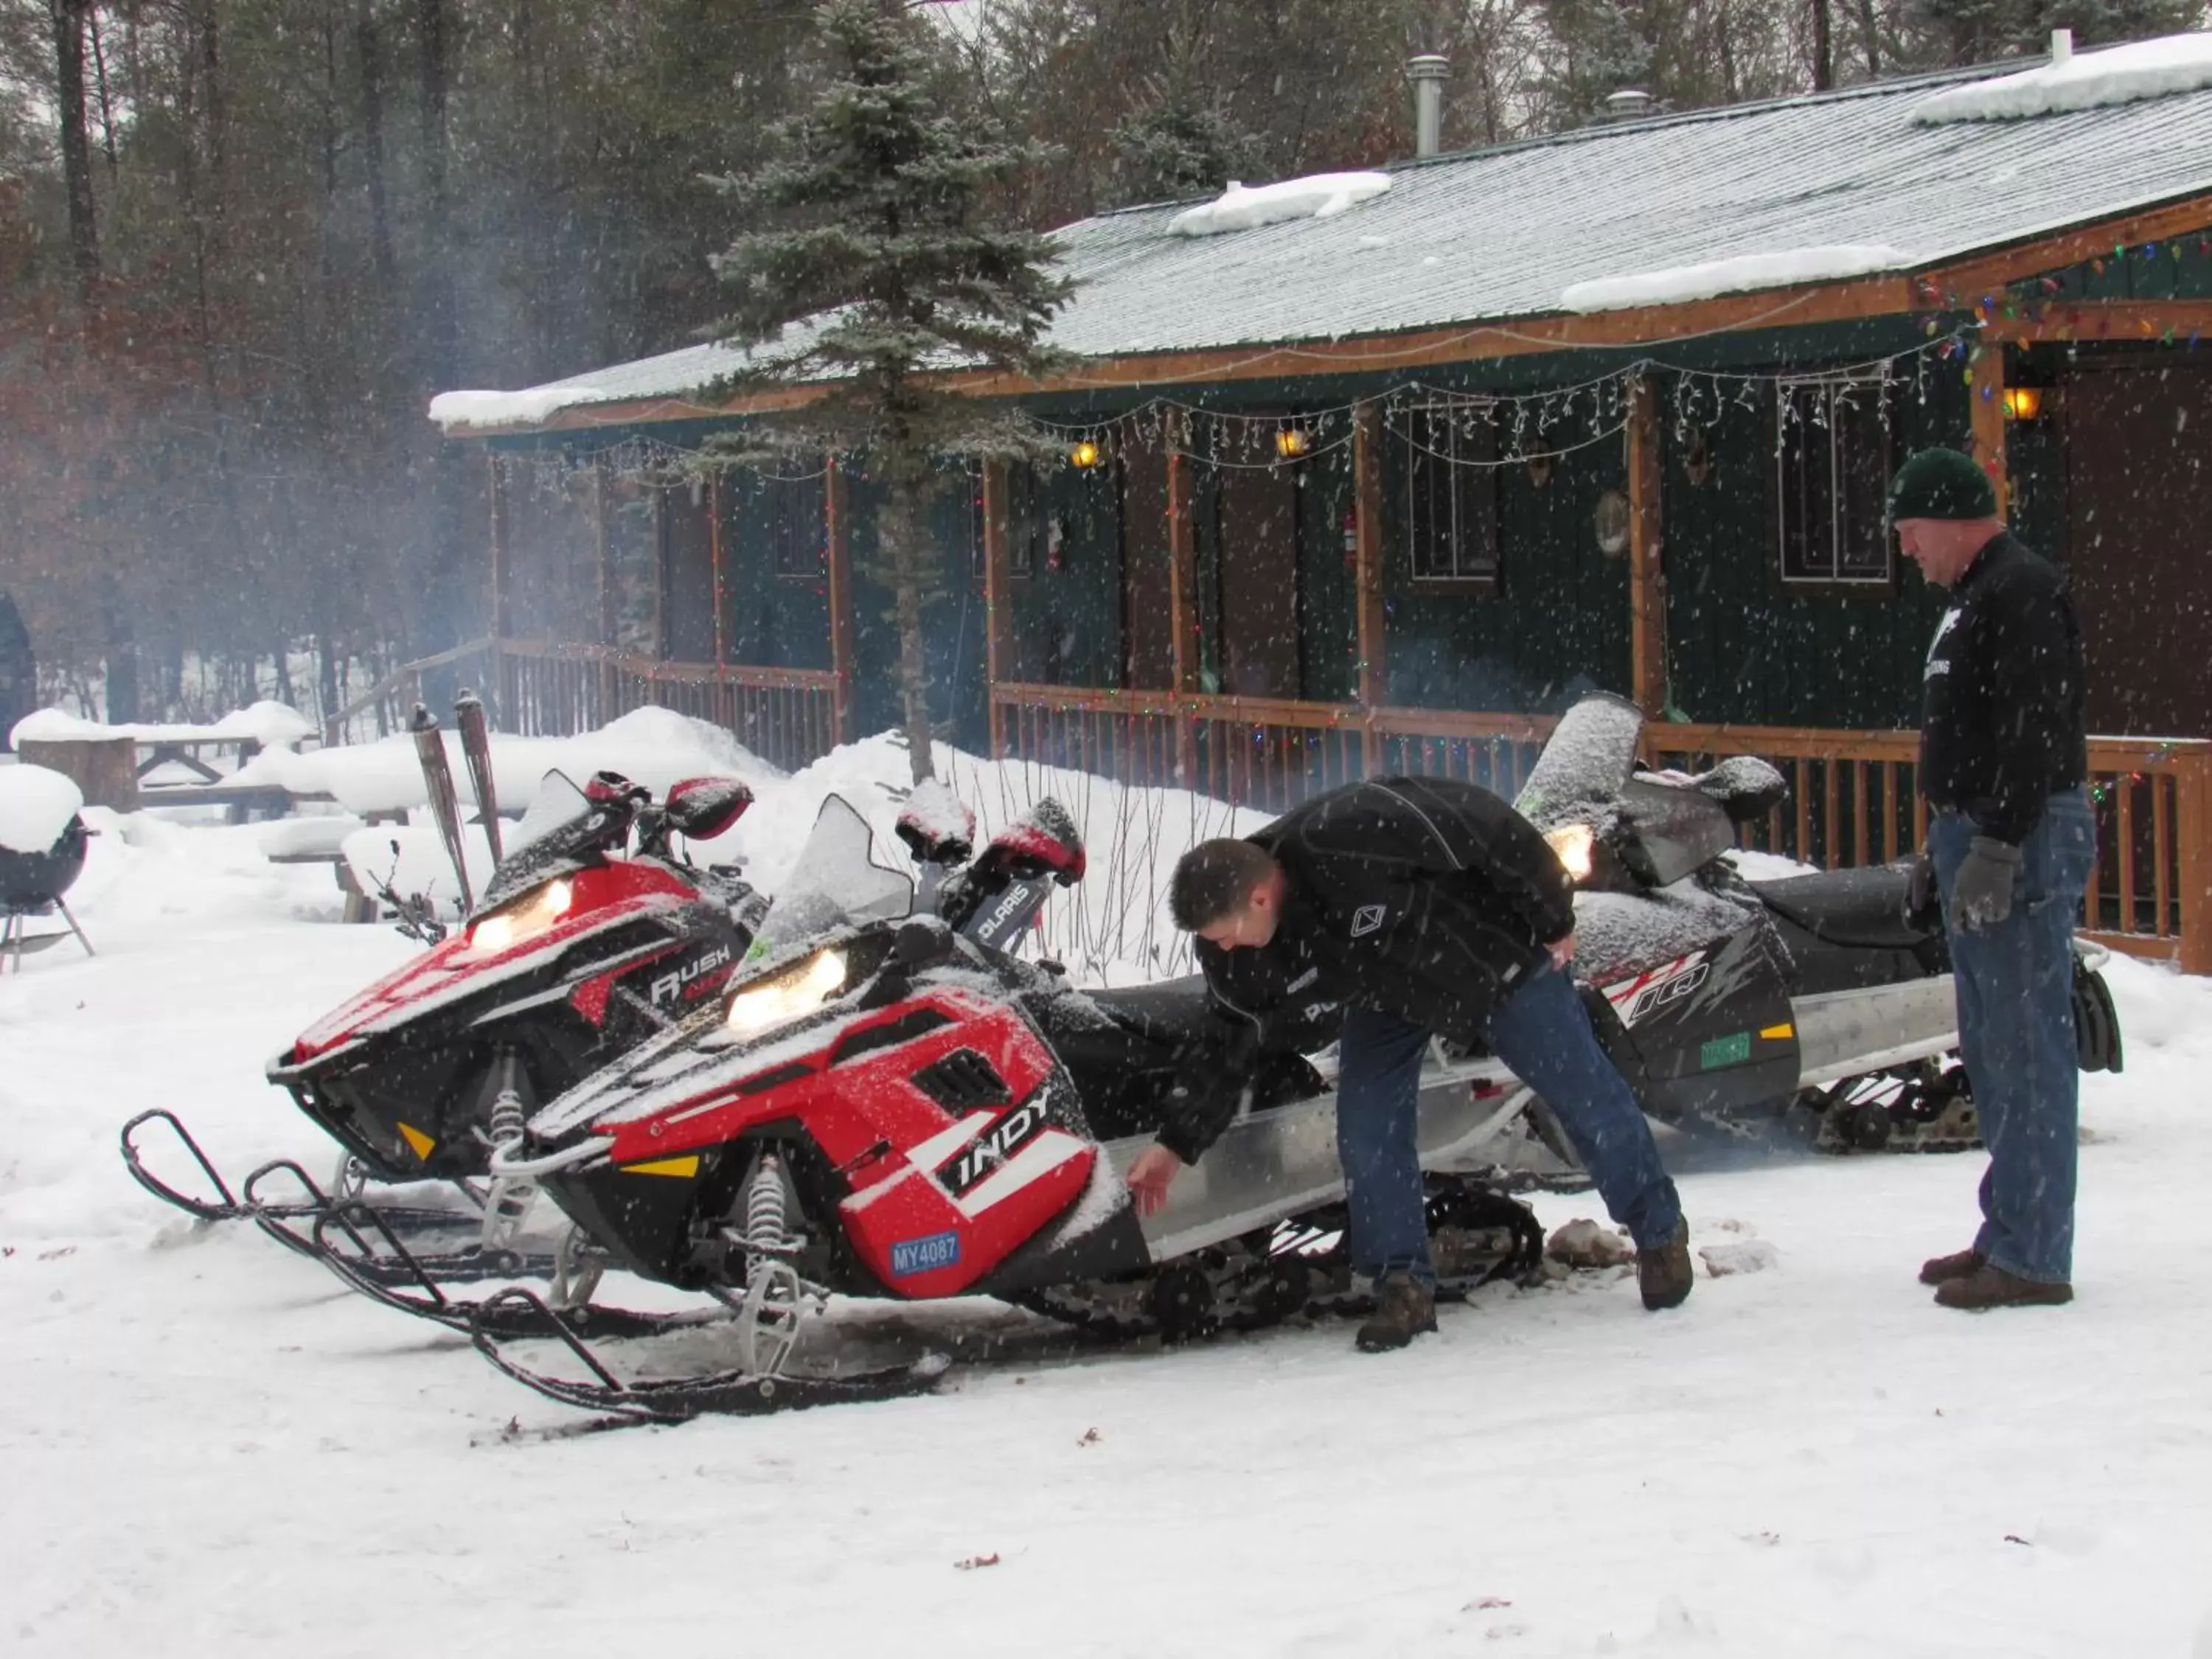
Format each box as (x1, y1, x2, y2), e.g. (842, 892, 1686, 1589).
(1125, 1142, 1183, 1217)
(1548, 931, 1578, 969)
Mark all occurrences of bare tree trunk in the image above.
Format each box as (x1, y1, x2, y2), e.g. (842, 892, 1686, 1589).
(88, 5, 119, 178)
(357, 0, 398, 285)
(49, 0, 100, 302)
(1857, 0, 1881, 76)
(1810, 0, 1834, 89)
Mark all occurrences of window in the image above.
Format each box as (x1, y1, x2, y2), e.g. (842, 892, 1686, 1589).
(769, 468, 827, 580)
(1401, 399, 1500, 588)
(1777, 373, 1893, 586)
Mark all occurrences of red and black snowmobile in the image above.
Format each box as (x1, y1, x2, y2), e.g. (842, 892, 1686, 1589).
(119, 768, 765, 1290)
(457, 791, 1543, 1419)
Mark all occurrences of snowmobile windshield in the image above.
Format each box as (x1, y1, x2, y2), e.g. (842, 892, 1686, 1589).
(1512, 693, 1643, 832)
(754, 794, 915, 952)
(479, 771, 605, 908)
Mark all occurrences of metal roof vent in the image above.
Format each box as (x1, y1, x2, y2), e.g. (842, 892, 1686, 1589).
(1599, 87, 1655, 124)
(1410, 55, 1450, 158)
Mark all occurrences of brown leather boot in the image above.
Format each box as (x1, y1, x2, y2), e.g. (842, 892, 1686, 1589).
(1355, 1270, 1438, 1352)
(1933, 1264, 2073, 1310)
(1638, 1220, 1694, 1311)
(1919, 1248, 1985, 1286)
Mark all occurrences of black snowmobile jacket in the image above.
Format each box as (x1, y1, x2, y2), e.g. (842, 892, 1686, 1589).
(1920, 530, 2088, 846)
(1156, 776, 1576, 1165)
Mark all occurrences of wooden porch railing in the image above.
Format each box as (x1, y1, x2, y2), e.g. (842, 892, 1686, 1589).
(991, 683, 2212, 974)
(326, 637, 843, 774)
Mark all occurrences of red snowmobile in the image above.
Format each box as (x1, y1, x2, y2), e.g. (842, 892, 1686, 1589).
(462, 791, 1542, 1419)
(119, 768, 765, 1286)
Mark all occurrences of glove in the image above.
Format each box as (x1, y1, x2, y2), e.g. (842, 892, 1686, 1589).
(1949, 836, 2021, 930)
(1903, 849, 1937, 928)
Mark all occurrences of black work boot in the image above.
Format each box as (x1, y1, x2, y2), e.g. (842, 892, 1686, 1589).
(1919, 1248, 1985, 1286)
(1934, 1264, 2073, 1310)
(1638, 1220, 1694, 1311)
(1355, 1270, 1437, 1352)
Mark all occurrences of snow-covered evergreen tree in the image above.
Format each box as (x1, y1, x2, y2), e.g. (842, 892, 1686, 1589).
(708, 0, 1071, 782)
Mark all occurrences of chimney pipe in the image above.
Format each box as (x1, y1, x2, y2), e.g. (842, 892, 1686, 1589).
(2050, 27, 2073, 64)
(1410, 55, 1449, 159)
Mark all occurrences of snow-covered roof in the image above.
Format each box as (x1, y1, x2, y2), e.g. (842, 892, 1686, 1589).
(1913, 30, 2212, 122)
(434, 48, 2212, 434)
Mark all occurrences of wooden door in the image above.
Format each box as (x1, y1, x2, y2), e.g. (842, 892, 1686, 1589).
(2066, 364, 2212, 737)
(658, 483, 717, 664)
(1216, 463, 1302, 700)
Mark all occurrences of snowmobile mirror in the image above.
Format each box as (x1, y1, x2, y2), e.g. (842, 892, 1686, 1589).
(662, 776, 754, 842)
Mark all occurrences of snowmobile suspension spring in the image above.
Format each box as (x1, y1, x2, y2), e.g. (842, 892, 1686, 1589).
(744, 1155, 793, 1257)
(479, 1079, 538, 1250)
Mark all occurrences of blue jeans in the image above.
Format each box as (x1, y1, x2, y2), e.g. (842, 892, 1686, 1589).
(1336, 964, 1684, 1284)
(1929, 790, 2096, 1284)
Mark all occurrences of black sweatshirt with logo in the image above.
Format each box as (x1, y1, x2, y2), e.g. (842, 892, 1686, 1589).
(1919, 531, 2088, 846)
(1156, 776, 1576, 1164)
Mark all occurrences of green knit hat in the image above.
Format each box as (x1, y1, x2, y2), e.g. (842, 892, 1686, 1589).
(1888, 447, 1998, 523)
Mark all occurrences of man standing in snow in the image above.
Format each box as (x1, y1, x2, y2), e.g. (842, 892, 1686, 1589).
(1127, 775, 1692, 1351)
(1893, 447, 2093, 1311)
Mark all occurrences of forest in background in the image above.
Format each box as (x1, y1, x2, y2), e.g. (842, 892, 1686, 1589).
(0, 0, 2199, 723)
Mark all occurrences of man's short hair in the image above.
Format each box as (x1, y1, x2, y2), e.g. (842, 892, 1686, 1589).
(1170, 839, 1276, 931)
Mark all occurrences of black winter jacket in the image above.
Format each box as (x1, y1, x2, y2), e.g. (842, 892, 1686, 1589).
(1155, 776, 1576, 1164)
(1920, 531, 2088, 845)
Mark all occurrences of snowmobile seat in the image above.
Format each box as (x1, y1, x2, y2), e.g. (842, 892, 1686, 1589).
(1750, 866, 1938, 952)
(1085, 975, 1218, 1043)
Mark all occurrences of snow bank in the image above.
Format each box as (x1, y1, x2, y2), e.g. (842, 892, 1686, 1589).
(10, 700, 316, 751)
(1559, 244, 1910, 313)
(233, 706, 779, 817)
(1912, 31, 2212, 122)
(341, 824, 498, 913)
(425, 386, 602, 433)
(0, 763, 84, 854)
(1168, 172, 1392, 237)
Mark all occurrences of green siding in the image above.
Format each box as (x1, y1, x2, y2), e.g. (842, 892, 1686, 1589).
(1380, 402, 1632, 712)
(722, 470, 832, 675)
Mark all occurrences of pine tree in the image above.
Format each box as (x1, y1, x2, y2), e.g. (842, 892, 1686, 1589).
(707, 0, 1071, 783)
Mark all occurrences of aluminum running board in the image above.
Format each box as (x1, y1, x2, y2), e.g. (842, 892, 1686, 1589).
(1107, 1052, 1526, 1264)
(1790, 975, 1958, 1092)
(1109, 972, 1961, 1264)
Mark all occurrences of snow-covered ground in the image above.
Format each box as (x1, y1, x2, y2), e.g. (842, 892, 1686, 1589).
(6, 773, 2212, 1658)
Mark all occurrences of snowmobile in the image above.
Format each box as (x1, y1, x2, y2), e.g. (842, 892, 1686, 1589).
(1516, 694, 2121, 1161)
(118, 768, 767, 1288)
(456, 788, 1548, 1419)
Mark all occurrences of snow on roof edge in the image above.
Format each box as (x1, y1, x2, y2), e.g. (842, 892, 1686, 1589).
(1913, 31, 2212, 123)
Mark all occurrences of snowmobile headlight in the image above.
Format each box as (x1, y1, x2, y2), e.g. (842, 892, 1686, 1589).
(1545, 823, 1595, 883)
(465, 877, 575, 956)
(726, 948, 847, 1036)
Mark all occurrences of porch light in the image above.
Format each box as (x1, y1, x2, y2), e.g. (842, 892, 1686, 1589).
(2002, 386, 2045, 422)
(1276, 425, 1312, 460)
(1069, 439, 1104, 468)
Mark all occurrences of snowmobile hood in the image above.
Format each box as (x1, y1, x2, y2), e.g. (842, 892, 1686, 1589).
(288, 859, 707, 1062)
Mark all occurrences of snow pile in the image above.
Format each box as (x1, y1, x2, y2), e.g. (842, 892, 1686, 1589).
(232, 706, 778, 816)
(1168, 172, 1392, 237)
(1559, 245, 1910, 313)
(10, 700, 316, 751)
(341, 823, 498, 912)
(1912, 31, 2212, 122)
(0, 763, 84, 854)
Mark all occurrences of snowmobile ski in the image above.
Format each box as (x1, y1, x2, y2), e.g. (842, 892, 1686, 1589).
(409, 702, 474, 913)
(468, 1288, 947, 1423)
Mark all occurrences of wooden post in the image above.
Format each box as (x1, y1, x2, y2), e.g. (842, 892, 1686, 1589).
(1165, 412, 1200, 785)
(2178, 750, 2212, 975)
(982, 459, 1012, 759)
(592, 460, 615, 724)
(825, 456, 856, 745)
(487, 452, 509, 643)
(1970, 343, 2009, 515)
(708, 470, 728, 668)
(1627, 375, 1667, 720)
(1352, 400, 1387, 776)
